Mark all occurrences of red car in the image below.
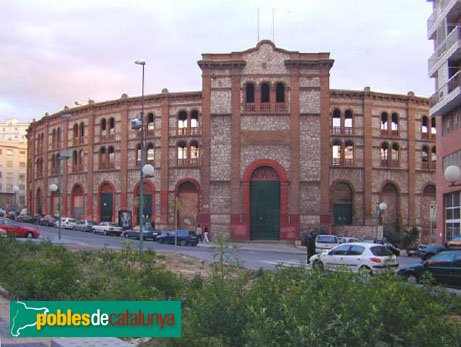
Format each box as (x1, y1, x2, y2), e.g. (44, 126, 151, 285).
(0, 218, 40, 238)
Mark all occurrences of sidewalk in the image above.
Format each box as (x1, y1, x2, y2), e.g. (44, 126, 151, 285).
(197, 240, 306, 254)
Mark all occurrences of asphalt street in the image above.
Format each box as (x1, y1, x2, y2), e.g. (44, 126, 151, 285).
(28, 224, 421, 270)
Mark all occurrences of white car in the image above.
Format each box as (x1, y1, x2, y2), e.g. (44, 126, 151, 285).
(93, 222, 123, 236)
(315, 235, 339, 253)
(309, 242, 398, 274)
(54, 217, 77, 229)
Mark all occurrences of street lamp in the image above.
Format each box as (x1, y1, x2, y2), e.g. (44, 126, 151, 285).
(444, 165, 461, 187)
(49, 114, 72, 240)
(12, 185, 19, 219)
(134, 59, 146, 251)
(375, 202, 388, 238)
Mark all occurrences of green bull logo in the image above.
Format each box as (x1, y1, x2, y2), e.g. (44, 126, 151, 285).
(10, 301, 181, 337)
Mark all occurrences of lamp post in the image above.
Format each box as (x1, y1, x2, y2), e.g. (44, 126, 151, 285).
(375, 202, 388, 239)
(49, 114, 72, 240)
(135, 60, 146, 251)
(12, 185, 19, 219)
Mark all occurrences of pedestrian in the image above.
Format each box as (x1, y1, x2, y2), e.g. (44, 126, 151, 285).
(306, 229, 316, 264)
(196, 224, 202, 243)
(203, 226, 210, 243)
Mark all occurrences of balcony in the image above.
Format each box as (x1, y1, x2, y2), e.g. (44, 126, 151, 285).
(427, 0, 461, 40)
(428, 26, 461, 77)
(430, 70, 461, 115)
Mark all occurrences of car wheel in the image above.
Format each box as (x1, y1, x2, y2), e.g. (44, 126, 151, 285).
(312, 260, 324, 270)
(158, 238, 164, 244)
(180, 240, 187, 246)
(407, 274, 419, 284)
(103, 231, 107, 236)
(25, 232, 34, 238)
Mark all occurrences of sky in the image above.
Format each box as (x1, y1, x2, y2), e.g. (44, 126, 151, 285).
(0, 0, 434, 123)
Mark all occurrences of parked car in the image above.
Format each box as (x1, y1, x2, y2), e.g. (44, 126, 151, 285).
(16, 214, 35, 223)
(73, 220, 98, 233)
(338, 237, 361, 244)
(420, 244, 448, 261)
(447, 236, 461, 249)
(363, 238, 400, 257)
(0, 218, 40, 238)
(39, 215, 57, 227)
(156, 230, 198, 246)
(124, 224, 162, 241)
(93, 222, 123, 236)
(406, 243, 427, 257)
(310, 242, 398, 274)
(315, 235, 339, 253)
(33, 214, 43, 224)
(397, 250, 461, 288)
(54, 217, 77, 229)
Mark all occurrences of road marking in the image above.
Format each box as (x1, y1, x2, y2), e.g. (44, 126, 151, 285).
(260, 260, 306, 267)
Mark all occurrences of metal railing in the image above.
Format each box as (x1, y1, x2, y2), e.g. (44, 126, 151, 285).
(430, 70, 461, 107)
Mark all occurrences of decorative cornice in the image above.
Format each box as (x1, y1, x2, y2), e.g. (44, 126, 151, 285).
(197, 60, 246, 70)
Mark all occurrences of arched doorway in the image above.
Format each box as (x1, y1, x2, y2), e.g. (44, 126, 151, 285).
(134, 181, 155, 225)
(36, 188, 43, 215)
(331, 182, 353, 226)
(380, 183, 400, 227)
(250, 166, 280, 240)
(99, 182, 114, 222)
(177, 181, 199, 230)
(421, 184, 436, 243)
(71, 184, 85, 220)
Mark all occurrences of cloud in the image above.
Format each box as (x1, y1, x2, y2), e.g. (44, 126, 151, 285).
(0, 0, 433, 122)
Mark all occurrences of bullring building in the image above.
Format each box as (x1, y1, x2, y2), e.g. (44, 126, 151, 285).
(27, 41, 436, 241)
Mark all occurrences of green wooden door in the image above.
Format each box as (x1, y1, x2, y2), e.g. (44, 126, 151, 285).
(333, 203, 352, 226)
(250, 181, 280, 240)
(100, 193, 113, 222)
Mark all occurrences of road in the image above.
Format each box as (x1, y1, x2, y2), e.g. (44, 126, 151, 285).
(28, 224, 421, 270)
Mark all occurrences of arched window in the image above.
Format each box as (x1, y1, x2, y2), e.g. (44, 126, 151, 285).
(52, 129, 56, 149)
(421, 116, 429, 138)
(190, 141, 199, 165)
(344, 140, 354, 165)
(331, 182, 354, 226)
(57, 127, 62, 149)
(191, 110, 199, 135)
(147, 143, 154, 163)
(109, 118, 115, 137)
(99, 147, 107, 170)
(422, 145, 429, 169)
(381, 112, 389, 132)
(177, 141, 187, 165)
(345, 110, 353, 134)
(431, 146, 436, 168)
(147, 113, 154, 132)
(136, 143, 141, 165)
(246, 83, 255, 103)
(72, 150, 78, 172)
(276, 82, 285, 103)
(80, 122, 85, 139)
(178, 111, 187, 136)
(332, 109, 341, 134)
(431, 117, 437, 137)
(108, 146, 115, 168)
(261, 82, 270, 111)
(391, 143, 400, 166)
(380, 142, 389, 164)
(101, 118, 107, 138)
(73, 124, 79, 141)
(332, 139, 342, 166)
(51, 154, 56, 175)
(79, 149, 84, 171)
(380, 183, 399, 226)
(391, 113, 399, 134)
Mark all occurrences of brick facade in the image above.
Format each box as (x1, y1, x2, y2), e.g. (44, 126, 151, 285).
(26, 41, 436, 241)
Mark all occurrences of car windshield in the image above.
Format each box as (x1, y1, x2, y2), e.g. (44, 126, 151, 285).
(370, 245, 393, 256)
(87, 221, 97, 225)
